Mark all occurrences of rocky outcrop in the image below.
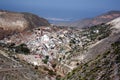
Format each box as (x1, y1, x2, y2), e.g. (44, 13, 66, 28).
(0, 10, 50, 39)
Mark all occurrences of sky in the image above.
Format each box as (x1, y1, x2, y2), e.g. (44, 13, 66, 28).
(0, 0, 120, 22)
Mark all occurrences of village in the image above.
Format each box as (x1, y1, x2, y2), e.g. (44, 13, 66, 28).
(0, 24, 111, 76)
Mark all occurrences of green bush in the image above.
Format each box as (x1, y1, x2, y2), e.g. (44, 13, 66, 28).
(15, 43, 30, 54)
(42, 55, 49, 64)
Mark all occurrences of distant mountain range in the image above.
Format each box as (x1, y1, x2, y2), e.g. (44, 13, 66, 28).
(56, 11, 120, 28)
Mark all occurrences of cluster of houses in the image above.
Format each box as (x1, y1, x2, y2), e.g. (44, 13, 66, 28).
(15, 26, 94, 67)
(1, 26, 102, 74)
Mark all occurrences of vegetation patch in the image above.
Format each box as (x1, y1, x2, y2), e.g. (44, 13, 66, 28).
(15, 43, 30, 54)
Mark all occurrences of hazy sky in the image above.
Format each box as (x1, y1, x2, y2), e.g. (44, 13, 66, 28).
(0, 0, 120, 22)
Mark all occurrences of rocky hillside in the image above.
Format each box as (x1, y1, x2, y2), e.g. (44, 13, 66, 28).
(64, 39, 120, 80)
(63, 17, 120, 80)
(0, 10, 50, 39)
(57, 11, 120, 28)
(0, 48, 55, 80)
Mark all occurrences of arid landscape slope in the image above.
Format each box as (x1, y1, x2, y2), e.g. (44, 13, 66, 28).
(0, 10, 50, 40)
(63, 17, 120, 80)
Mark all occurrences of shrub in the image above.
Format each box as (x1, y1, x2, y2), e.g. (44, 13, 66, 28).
(42, 55, 49, 64)
(15, 43, 30, 54)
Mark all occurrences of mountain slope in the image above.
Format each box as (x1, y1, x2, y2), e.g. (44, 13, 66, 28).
(64, 39, 120, 80)
(0, 10, 50, 39)
(57, 11, 120, 28)
(63, 17, 120, 80)
(0, 49, 53, 80)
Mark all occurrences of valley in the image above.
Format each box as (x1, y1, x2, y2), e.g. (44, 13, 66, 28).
(0, 10, 120, 80)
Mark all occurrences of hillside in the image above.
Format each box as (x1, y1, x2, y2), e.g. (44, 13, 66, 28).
(63, 17, 120, 80)
(64, 39, 120, 80)
(0, 10, 50, 39)
(57, 11, 120, 28)
(0, 48, 55, 80)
